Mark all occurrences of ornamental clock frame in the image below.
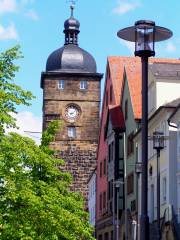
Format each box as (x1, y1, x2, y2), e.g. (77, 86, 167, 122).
(41, 6, 103, 200)
(64, 104, 81, 122)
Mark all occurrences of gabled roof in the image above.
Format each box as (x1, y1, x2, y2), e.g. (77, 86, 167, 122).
(118, 57, 142, 120)
(118, 57, 180, 121)
(97, 56, 180, 154)
(108, 56, 133, 105)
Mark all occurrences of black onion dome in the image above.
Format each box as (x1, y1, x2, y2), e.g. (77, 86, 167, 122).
(64, 17, 80, 32)
(46, 44, 97, 73)
(46, 5, 97, 73)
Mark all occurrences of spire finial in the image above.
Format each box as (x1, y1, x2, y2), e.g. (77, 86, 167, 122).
(70, 4, 74, 17)
(66, 0, 77, 17)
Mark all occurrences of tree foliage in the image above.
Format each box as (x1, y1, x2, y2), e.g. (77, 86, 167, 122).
(0, 47, 95, 240)
(0, 45, 34, 135)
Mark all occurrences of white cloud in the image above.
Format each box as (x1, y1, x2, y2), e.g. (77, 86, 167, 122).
(0, 23, 18, 40)
(113, 0, 140, 15)
(25, 9, 38, 20)
(6, 112, 42, 145)
(166, 42, 176, 53)
(119, 39, 135, 54)
(0, 0, 17, 14)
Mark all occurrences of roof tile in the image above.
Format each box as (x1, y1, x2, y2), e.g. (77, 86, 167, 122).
(108, 56, 180, 120)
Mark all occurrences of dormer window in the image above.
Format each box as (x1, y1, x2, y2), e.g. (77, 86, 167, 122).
(80, 81, 87, 90)
(58, 80, 65, 89)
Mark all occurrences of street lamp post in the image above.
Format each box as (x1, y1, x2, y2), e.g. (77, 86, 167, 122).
(117, 20, 172, 240)
(153, 131, 165, 240)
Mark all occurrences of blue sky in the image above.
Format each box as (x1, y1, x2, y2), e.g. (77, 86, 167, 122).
(1, 0, 180, 134)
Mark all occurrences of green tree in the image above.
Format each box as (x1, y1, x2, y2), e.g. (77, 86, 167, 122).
(0, 45, 34, 135)
(0, 47, 94, 240)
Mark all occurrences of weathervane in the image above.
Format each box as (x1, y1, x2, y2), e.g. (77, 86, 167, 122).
(66, 0, 77, 17)
(66, 0, 77, 16)
(66, 0, 77, 7)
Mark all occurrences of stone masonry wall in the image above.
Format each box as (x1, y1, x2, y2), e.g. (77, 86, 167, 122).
(57, 144, 97, 199)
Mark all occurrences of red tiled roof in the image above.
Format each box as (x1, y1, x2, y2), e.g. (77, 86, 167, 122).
(108, 56, 180, 120)
(108, 56, 142, 119)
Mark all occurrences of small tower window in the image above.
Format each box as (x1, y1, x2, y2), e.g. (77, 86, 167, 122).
(58, 80, 65, 89)
(80, 81, 87, 90)
(68, 126, 76, 138)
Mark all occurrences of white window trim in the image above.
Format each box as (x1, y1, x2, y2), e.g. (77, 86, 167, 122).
(68, 127, 76, 138)
(58, 80, 65, 89)
(80, 81, 87, 90)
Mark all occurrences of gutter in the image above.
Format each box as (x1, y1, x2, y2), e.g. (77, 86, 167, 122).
(167, 103, 180, 129)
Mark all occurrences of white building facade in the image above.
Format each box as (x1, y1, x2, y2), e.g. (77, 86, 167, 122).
(136, 107, 178, 222)
(135, 60, 180, 235)
(168, 103, 180, 223)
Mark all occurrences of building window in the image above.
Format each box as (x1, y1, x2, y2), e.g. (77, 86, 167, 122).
(99, 194, 102, 212)
(125, 99, 128, 120)
(162, 177, 167, 203)
(58, 80, 65, 89)
(104, 232, 109, 240)
(100, 162, 102, 178)
(98, 235, 103, 240)
(108, 142, 114, 162)
(80, 81, 87, 90)
(131, 199, 136, 212)
(127, 132, 134, 156)
(111, 231, 113, 240)
(108, 180, 113, 200)
(45, 114, 60, 122)
(67, 127, 76, 138)
(127, 173, 134, 195)
(103, 191, 106, 209)
(103, 158, 106, 175)
(110, 85, 113, 103)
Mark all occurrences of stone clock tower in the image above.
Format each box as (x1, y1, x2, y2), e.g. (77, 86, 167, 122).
(41, 6, 103, 199)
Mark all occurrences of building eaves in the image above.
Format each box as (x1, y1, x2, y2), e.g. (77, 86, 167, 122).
(133, 105, 176, 139)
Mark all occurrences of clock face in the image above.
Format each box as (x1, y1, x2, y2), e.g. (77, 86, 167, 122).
(65, 105, 80, 122)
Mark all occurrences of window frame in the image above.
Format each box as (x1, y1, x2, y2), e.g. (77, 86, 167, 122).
(80, 80, 88, 90)
(103, 191, 106, 209)
(67, 126, 76, 138)
(99, 193, 102, 212)
(58, 80, 65, 90)
(127, 132, 134, 156)
(127, 173, 134, 195)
